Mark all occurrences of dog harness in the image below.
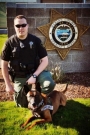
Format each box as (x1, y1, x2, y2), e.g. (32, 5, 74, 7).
(41, 97, 53, 111)
(41, 105, 53, 111)
(33, 97, 53, 118)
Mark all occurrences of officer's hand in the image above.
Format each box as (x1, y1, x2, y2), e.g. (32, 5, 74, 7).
(26, 76, 36, 85)
(6, 84, 14, 95)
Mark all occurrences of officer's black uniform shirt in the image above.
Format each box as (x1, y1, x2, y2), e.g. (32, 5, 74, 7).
(1, 33, 47, 64)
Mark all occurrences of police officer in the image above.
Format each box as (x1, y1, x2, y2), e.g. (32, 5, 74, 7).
(1, 15, 55, 107)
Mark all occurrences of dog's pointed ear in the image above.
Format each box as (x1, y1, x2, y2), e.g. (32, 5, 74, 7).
(60, 93, 67, 106)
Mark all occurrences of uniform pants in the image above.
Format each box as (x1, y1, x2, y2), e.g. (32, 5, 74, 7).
(13, 70, 55, 107)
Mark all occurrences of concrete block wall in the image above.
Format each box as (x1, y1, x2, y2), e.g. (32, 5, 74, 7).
(7, 3, 90, 73)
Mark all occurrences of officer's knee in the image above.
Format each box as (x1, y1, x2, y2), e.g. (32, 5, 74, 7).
(41, 79, 55, 94)
(37, 70, 56, 94)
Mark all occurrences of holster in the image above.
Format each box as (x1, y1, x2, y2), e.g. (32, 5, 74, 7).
(9, 60, 37, 80)
(8, 68, 16, 82)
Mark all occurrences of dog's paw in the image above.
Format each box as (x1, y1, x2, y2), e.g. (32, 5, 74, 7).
(20, 124, 25, 128)
(26, 126, 32, 130)
(26, 127, 31, 130)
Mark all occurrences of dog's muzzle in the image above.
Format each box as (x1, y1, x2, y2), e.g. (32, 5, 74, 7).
(28, 99, 44, 111)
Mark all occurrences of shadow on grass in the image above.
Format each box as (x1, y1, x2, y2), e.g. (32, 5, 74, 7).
(52, 100, 90, 135)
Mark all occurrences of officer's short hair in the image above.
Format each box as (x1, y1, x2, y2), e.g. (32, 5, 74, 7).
(14, 15, 27, 22)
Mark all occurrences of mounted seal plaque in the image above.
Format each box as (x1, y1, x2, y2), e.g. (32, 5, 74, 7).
(37, 9, 89, 60)
(49, 18, 78, 49)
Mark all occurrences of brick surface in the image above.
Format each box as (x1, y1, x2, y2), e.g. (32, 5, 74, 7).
(7, 18, 14, 28)
(6, 3, 90, 73)
(16, 8, 27, 16)
(7, 8, 16, 17)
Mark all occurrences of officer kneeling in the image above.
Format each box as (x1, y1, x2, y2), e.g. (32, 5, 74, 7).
(1, 15, 55, 107)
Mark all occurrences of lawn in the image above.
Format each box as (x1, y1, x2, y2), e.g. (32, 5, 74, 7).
(0, 34, 7, 54)
(0, 98, 90, 135)
(0, 35, 90, 135)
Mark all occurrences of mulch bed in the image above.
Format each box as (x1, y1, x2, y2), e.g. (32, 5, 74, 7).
(0, 69, 90, 101)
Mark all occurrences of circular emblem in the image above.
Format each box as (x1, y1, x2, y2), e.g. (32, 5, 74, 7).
(49, 18, 78, 48)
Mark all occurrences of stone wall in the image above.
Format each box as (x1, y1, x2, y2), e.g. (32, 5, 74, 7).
(7, 3, 90, 73)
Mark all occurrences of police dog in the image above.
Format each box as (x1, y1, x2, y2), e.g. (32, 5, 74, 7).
(21, 86, 67, 130)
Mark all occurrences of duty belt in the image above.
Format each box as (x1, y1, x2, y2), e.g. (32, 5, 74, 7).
(15, 72, 31, 78)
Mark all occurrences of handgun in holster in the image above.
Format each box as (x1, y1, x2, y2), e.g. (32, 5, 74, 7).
(8, 67, 16, 82)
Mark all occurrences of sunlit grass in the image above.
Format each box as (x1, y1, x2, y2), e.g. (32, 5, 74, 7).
(0, 98, 90, 135)
(0, 34, 7, 54)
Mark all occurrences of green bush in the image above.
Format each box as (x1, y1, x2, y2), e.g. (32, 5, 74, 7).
(50, 64, 66, 83)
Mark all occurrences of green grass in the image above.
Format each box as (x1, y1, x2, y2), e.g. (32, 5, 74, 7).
(0, 98, 90, 135)
(0, 34, 8, 54)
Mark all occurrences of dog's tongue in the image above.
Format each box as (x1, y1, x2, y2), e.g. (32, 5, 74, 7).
(33, 104, 37, 109)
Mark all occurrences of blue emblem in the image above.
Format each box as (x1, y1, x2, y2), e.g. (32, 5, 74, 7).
(56, 28, 70, 41)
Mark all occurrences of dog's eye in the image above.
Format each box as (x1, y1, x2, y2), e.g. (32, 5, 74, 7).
(30, 95, 34, 97)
